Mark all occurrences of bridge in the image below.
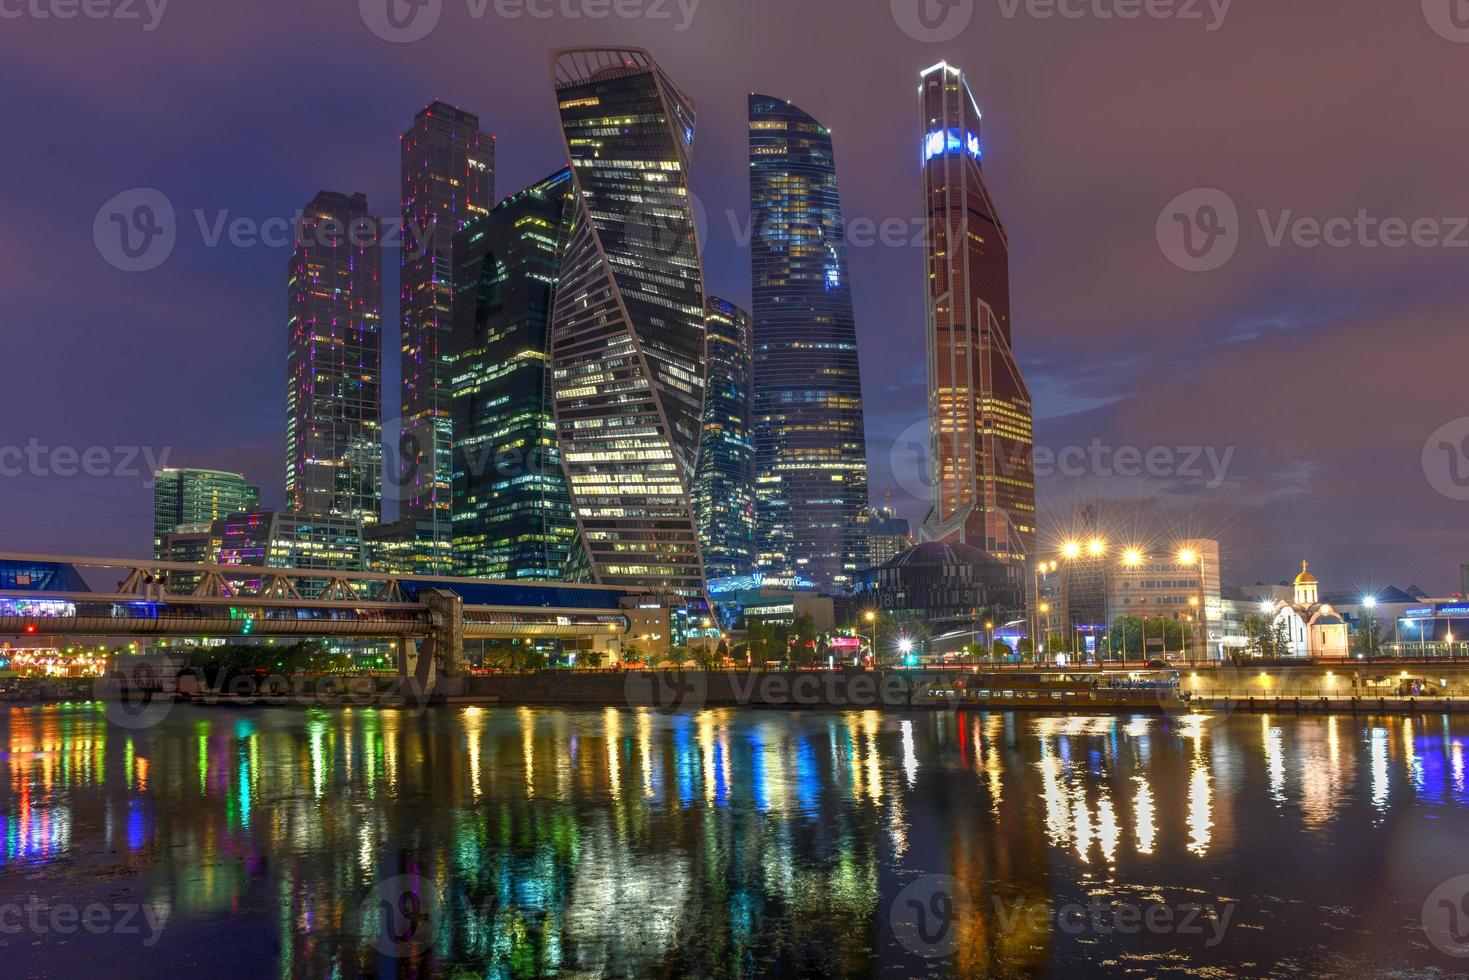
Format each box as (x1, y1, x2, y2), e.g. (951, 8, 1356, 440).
(0, 553, 651, 689)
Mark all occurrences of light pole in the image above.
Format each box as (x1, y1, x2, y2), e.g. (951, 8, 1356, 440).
(1362, 595, 1377, 658)
(864, 610, 877, 668)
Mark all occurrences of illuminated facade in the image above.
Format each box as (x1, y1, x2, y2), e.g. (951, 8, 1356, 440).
(918, 63, 1035, 565)
(218, 510, 365, 588)
(748, 94, 869, 592)
(286, 191, 383, 526)
(547, 48, 708, 595)
(399, 100, 494, 563)
(152, 467, 258, 557)
(693, 297, 756, 579)
(450, 169, 580, 581)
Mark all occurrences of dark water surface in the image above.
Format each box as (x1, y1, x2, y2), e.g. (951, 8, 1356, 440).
(2, 704, 1468, 977)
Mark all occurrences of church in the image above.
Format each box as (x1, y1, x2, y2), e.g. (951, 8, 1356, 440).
(1261, 562, 1349, 658)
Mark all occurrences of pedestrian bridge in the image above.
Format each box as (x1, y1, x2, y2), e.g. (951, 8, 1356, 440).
(0, 553, 643, 682)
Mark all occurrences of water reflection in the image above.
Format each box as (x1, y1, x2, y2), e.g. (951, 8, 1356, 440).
(1, 705, 1468, 976)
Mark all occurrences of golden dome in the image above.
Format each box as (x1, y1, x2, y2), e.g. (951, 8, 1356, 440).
(1295, 560, 1317, 585)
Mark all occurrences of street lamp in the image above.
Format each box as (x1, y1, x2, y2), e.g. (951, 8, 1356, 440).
(1087, 538, 1106, 557)
(864, 610, 877, 666)
(1122, 548, 1143, 567)
(1062, 540, 1082, 560)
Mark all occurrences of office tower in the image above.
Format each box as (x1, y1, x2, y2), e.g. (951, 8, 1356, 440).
(864, 498, 913, 567)
(748, 93, 869, 591)
(286, 191, 383, 526)
(918, 62, 1035, 565)
(450, 169, 580, 581)
(219, 510, 365, 596)
(399, 100, 494, 557)
(693, 297, 756, 580)
(547, 47, 708, 595)
(152, 467, 259, 557)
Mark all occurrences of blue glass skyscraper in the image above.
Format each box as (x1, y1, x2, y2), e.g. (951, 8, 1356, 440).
(748, 94, 869, 591)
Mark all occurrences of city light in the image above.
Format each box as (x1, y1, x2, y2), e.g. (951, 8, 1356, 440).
(1362, 596, 1377, 609)
(1178, 547, 1198, 565)
(1087, 538, 1106, 557)
(1123, 548, 1143, 567)
(1061, 541, 1082, 559)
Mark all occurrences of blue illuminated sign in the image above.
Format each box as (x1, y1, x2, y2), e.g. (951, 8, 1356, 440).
(1405, 606, 1435, 618)
(923, 128, 982, 163)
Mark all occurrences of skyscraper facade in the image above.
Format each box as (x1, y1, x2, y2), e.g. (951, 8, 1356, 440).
(918, 62, 1035, 565)
(548, 47, 708, 595)
(152, 467, 259, 557)
(748, 94, 869, 592)
(286, 191, 383, 526)
(693, 296, 756, 580)
(399, 100, 494, 557)
(451, 169, 580, 581)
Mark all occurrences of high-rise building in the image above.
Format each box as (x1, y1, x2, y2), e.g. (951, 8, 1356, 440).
(286, 191, 383, 526)
(547, 47, 708, 595)
(450, 169, 580, 581)
(693, 297, 756, 580)
(399, 100, 494, 558)
(748, 93, 870, 593)
(153, 467, 259, 557)
(219, 510, 365, 581)
(863, 502, 913, 567)
(918, 62, 1035, 565)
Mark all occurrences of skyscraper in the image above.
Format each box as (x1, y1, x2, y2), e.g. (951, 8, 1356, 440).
(399, 100, 494, 558)
(548, 47, 708, 595)
(152, 467, 259, 557)
(286, 191, 383, 526)
(748, 93, 869, 591)
(451, 169, 580, 581)
(918, 62, 1035, 565)
(693, 296, 756, 580)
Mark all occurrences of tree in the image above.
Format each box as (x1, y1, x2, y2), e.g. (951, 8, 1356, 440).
(1240, 612, 1275, 657)
(1017, 637, 1035, 658)
(991, 639, 1012, 660)
(1351, 616, 1385, 658)
(1098, 616, 1190, 660)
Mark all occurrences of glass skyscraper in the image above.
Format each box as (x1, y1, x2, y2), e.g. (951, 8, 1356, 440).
(152, 467, 259, 558)
(286, 190, 383, 526)
(548, 47, 708, 595)
(399, 100, 494, 562)
(918, 62, 1035, 565)
(748, 94, 869, 591)
(693, 296, 756, 580)
(450, 169, 580, 581)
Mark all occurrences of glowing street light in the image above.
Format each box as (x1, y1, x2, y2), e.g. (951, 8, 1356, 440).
(1122, 548, 1143, 567)
(1362, 596, 1377, 609)
(1061, 541, 1082, 560)
(1087, 538, 1106, 557)
(1178, 547, 1198, 565)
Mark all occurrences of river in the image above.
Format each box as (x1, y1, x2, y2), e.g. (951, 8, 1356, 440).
(1, 704, 1467, 977)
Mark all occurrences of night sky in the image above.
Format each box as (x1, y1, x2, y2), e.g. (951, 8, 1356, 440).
(5, 0, 1468, 593)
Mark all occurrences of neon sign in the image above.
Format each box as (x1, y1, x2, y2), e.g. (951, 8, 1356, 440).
(923, 128, 982, 163)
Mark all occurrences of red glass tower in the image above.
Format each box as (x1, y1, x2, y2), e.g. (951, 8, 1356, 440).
(918, 62, 1035, 565)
